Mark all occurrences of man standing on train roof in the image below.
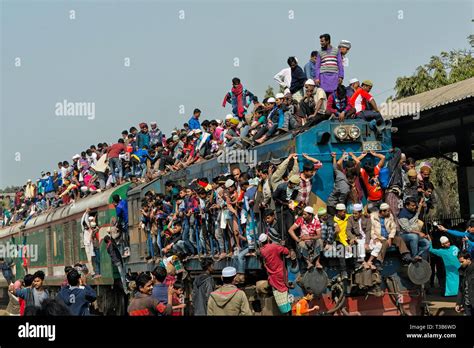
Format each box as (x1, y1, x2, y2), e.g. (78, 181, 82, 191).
(136, 123, 150, 150)
(304, 51, 318, 79)
(287, 57, 307, 102)
(113, 194, 130, 258)
(188, 108, 201, 130)
(313, 33, 344, 94)
(338, 40, 351, 67)
(222, 77, 255, 120)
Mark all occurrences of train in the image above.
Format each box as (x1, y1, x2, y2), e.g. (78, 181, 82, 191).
(0, 117, 424, 315)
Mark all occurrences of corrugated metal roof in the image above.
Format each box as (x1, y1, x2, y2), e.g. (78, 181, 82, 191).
(381, 77, 474, 119)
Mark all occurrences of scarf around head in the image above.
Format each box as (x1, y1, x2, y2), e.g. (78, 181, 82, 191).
(231, 83, 245, 118)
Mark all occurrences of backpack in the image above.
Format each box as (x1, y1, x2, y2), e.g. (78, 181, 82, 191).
(378, 166, 391, 189)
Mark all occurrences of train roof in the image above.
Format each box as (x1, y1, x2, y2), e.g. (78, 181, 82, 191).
(0, 183, 129, 238)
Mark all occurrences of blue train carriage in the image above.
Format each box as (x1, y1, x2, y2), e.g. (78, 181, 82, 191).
(0, 183, 130, 315)
(125, 119, 421, 315)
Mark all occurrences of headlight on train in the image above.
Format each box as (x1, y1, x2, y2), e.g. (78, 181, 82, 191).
(349, 126, 361, 139)
(334, 126, 347, 140)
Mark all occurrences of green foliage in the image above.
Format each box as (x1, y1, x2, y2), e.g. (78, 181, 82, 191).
(393, 49, 474, 100)
(421, 156, 460, 217)
(264, 85, 275, 98)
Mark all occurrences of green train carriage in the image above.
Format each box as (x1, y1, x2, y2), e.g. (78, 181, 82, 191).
(0, 183, 130, 315)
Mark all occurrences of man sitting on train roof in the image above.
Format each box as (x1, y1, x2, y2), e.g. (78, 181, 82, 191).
(349, 80, 384, 130)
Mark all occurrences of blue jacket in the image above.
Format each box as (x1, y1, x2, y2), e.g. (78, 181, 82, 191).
(137, 132, 150, 149)
(116, 200, 129, 226)
(43, 176, 55, 193)
(446, 229, 474, 255)
(57, 285, 97, 315)
(188, 117, 201, 130)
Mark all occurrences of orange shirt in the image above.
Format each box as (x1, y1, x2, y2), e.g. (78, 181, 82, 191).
(292, 298, 310, 316)
(360, 165, 383, 201)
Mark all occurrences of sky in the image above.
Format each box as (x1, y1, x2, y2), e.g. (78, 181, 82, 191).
(1, 0, 472, 187)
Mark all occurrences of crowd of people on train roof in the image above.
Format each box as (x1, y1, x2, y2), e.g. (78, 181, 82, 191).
(1, 33, 474, 317)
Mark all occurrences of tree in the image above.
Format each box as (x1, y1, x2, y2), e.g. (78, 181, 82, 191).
(264, 86, 275, 98)
(392, 49, 474, 100)
(390, 36, 474, 218)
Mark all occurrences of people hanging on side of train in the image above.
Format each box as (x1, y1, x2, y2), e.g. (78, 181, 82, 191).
(333, 204, 354, 279)
(272, 174, 300, 249)
(56, 269, 97, 316)
(113, 194, 130, 258)
(398, 197, 431, 261)
(370, 203, 412, 265)
(128, 272, 173, 316)
(151, 266, 169, 304)
(428, 236, 460, 297)
(262, 209, 283, 244)
(258, 234, 291, 315)
(349, 80, 384, 130)
(313, 33, 344, 95)
(346, 203, 372, 264)
(296, 154, 323, 207)
(104, 235, 127, 293)
(288, 206, 323, 272)
(357, 150, 386, 213)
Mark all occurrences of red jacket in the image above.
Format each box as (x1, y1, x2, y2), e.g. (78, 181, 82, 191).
(260, 243, 289, 292)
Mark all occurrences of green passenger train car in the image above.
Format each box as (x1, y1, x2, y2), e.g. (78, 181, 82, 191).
(0, 183, 130, 315)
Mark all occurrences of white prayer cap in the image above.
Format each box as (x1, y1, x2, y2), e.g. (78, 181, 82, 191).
(275, 93, 285, 99)
(440, 236, 449, 244)
(349, 78, 359, 85)
(305, 79, 315, 86)
(222, 267, 237, 277)
(267, 97, 276, 103)
(336, 203, 346, 211)
(304, 206, 314, 214)
(225, 179, 235, 188)
(258, 233, 268, 243)
(353, 203, 363, 212)
(225, 114, 234, 120)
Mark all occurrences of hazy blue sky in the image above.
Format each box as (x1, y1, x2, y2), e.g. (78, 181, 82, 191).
(1, 0, 472, 186)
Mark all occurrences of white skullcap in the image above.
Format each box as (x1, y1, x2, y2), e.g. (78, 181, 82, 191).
(258, 233, 268, 243)
(304, 206, 314, 214)
(380, 203, 390, 210)
(275, 93, 285, 99)
(349, 78, 359, 85)
(440, 236, 449, 244)
(225, 114, 234, 120)
(336, 203, 346, 211)
(353, 203, 363, 212)
(267, 97, 276, 103)
(72, 154, 81, 159)
(305, 79, 315, 86)
(222, 267, 237, 277)
(225, 179, 235, 188)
